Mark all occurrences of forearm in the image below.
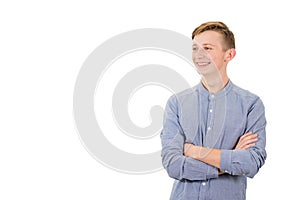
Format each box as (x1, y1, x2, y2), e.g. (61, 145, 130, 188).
(186, 132, 258, 169)
(220, 147, 266, 178)
(162, 133, 219, 181)
(184, 143, 266, 178)
(162, 151, 219, 181)
(184, 144, 221, 169)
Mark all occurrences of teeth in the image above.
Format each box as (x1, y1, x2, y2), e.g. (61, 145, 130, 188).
(197, 62, 210, 66)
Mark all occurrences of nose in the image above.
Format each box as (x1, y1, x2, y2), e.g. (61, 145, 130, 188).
(193, 48, 207, 59)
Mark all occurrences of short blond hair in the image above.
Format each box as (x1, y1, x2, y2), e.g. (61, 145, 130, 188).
(192, 21, 235, 50)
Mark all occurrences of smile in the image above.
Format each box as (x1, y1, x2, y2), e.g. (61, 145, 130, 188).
(196, 62, 211, 67)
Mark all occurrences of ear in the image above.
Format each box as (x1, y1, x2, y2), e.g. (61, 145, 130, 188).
(224, 48, 236, 62)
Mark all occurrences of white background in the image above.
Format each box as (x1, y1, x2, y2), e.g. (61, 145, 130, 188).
(1, 0, 299, 199)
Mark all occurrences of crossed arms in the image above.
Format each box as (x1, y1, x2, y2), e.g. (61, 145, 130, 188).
(161, 95, 267, 181)
(184, 132, 258, 174)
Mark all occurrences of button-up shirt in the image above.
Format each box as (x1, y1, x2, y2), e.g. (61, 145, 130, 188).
(161, 80, 267, 200)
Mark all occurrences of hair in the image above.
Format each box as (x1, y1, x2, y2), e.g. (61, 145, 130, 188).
(192, 21, 235, 50)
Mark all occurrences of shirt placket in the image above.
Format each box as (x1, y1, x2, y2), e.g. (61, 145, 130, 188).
(205, 94, 215, 148)
(199, 180, 209, 200)
(199, 94, 215, 200)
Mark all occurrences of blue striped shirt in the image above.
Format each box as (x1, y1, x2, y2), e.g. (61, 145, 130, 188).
(161, 80, 267, 200)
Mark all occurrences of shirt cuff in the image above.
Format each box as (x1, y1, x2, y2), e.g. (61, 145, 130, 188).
(220, 149, 232, 174)
(182, 157, 219, 180)
(206, 164, 219, 179)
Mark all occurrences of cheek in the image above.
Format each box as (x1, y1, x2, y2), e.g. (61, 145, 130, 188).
(208, 53, 218, 63)
(192, 53, 196, 60)
(210, 53, 224, 64)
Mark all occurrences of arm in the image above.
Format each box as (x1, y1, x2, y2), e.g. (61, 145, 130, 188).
(184, 132, 258, 168)
(221, 97, 267, 178)
(160, 95, 219, 181)
(184, 98, 267, 178)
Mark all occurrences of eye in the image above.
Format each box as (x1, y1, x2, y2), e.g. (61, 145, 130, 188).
(192, 47, 198, 51)
(204, 47, 212, 51)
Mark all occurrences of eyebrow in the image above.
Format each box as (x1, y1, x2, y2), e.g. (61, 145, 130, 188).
(192, 43, 215, 46)
(202, 43, 216, 46)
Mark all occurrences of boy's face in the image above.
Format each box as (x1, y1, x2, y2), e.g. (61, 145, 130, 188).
(192, 30, 229, 76)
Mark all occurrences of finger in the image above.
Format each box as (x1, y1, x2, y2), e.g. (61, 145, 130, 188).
(245, 131, 253, 135)
(241, 133, 258, 142)
(237, 136, 258, 149)
(240, 132, 253, 140)
(240, 132, 251, 138)
(240, 137, 258, 148)
(244, 132, 257, 139)
(244, 143, 256, 149)
(243, 137, 258, 145)
(238, 142, 256, 150)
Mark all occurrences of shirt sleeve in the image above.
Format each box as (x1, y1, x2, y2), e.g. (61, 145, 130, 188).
(220, 97, 267, 178)
(161, 95, 219, 181)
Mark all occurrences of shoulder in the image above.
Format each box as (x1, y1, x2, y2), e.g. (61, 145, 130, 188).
(230, 82, 264, 108)
(168, 84, 198, 104)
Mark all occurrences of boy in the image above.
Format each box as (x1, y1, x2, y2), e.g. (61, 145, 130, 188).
(161, 21, 267, 200)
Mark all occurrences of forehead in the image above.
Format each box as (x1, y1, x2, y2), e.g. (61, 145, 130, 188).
(193, 30, 224, 46)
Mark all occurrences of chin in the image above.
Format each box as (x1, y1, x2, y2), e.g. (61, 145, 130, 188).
(196, 67, 209, 75)
(196, 69, 206, 76)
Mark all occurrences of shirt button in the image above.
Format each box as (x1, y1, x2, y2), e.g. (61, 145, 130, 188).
(207, 127, 211, 130)
(211, 94, 215, 98)
(209, 109, 213, 113)
(202, 182, 206, 186)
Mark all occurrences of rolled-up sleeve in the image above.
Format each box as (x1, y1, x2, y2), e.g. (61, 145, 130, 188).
(161, 95, 219, 181)
(220, 97, 267, 178)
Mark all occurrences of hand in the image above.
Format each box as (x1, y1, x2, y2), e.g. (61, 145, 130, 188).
(235, 132, 258, 150)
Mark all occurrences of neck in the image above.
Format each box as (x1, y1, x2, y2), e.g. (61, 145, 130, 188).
(201, 73, 229, 94)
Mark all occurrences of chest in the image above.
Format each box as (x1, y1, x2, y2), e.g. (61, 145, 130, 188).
(180, 96, 248, 149)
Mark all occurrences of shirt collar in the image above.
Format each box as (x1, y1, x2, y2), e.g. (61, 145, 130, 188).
(197, 79, 233, 99)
